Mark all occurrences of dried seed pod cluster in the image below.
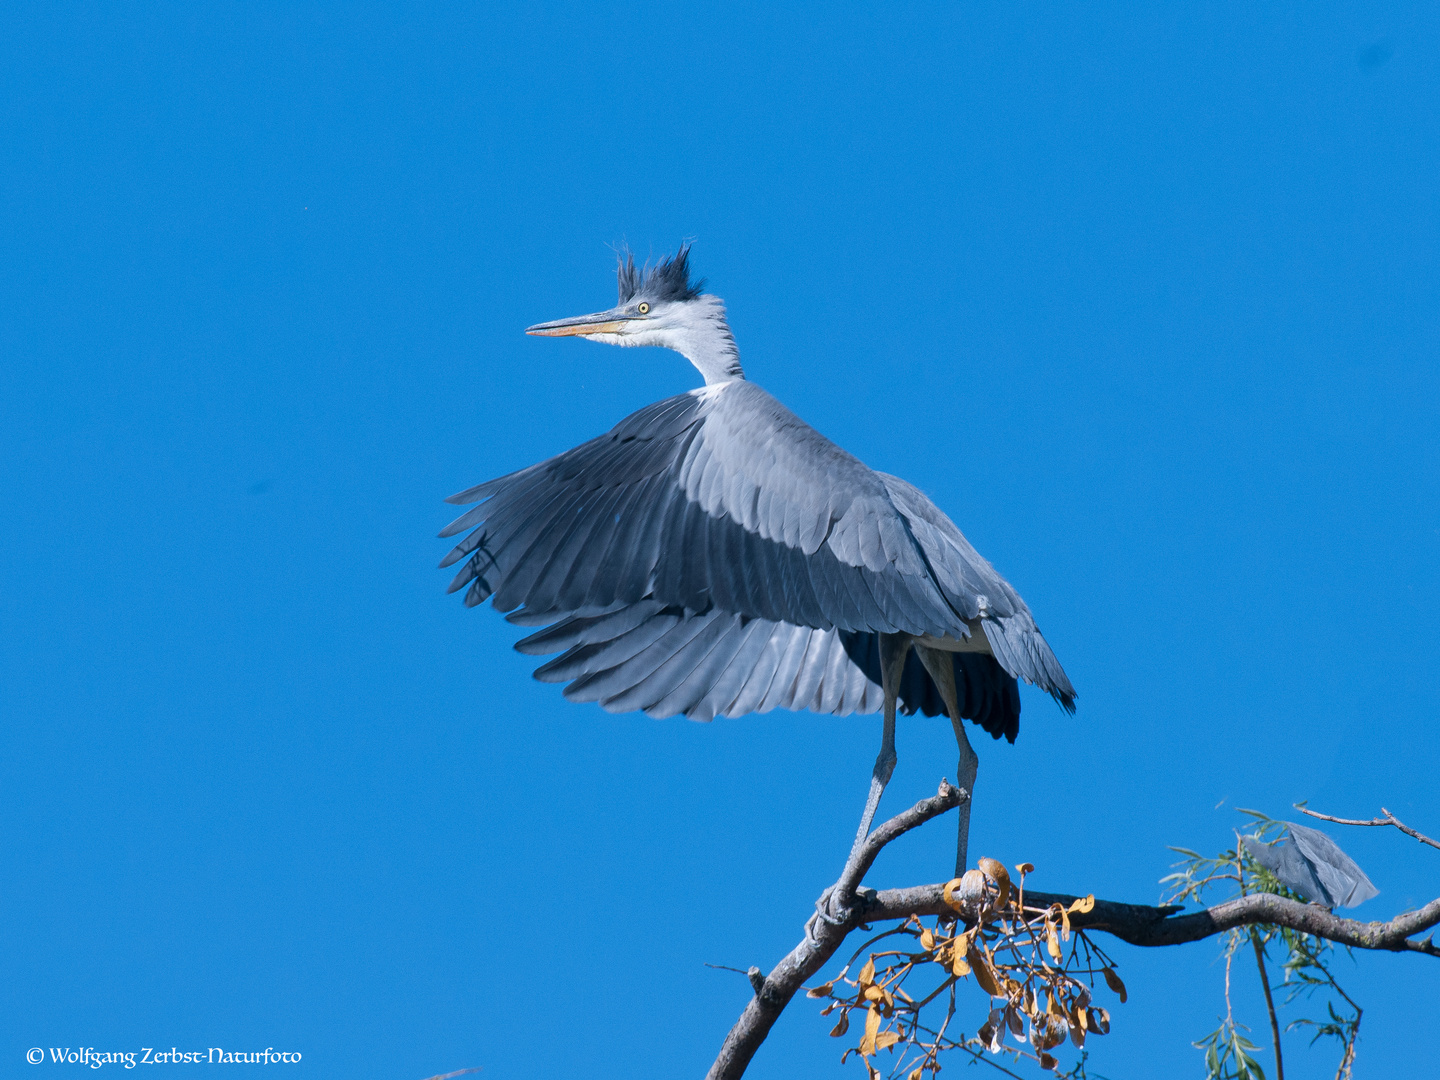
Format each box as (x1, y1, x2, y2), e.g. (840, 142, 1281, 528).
(807, 859, 1124, 1078)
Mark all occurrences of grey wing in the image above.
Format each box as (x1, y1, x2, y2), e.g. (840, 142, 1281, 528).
(879, 474, 1076, 711)
(1242, 835, 1329, 904)
(440, 382, 974, 639)
(441, 380, 1071, 736)
(509, 601, 1026, 739)
(1285, 822, 1380, 908)
(513, 601, 882, 721)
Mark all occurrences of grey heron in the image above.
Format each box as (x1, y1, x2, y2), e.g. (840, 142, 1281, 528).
(440, 245, 1075, 874)
(1242, 823, 1379, 908)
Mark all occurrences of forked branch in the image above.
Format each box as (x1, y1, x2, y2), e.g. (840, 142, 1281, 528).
(1297, 805, 1440, 853)
(706, 780, 967, 1080)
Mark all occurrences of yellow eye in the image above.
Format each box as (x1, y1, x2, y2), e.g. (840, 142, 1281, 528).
(637, 302, 650, 314)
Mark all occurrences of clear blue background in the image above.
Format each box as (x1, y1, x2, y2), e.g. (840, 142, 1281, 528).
(2, 3, 1437, 1078)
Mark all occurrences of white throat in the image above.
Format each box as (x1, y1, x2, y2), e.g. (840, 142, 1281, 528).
(644, 295, 745, 385)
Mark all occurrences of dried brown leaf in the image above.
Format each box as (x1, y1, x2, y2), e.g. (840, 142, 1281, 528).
(950, 947, 971, 977)
(1089, 1006, 1111, 1035)
(1032, 1013, 1067, 1052)
(977, 1019, 1002, 1054)
(941, 877, 965, 911)
(1101, 966, 1127, 1004)
(969, 946, 999, 996)
(976, 857, 1012, 906)
(1005, 1005, 1024, 1037)
(859, 1005, 881, 1056)
(806, 980, 834, 999)
(830, 1010, 850, 1038)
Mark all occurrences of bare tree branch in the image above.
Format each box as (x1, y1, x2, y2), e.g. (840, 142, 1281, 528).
(865, 884, 1440, 956)
(1296, 805, 1440, 853)
(1251, 928, 1284, 1080)
(706, 780, 966, 1080)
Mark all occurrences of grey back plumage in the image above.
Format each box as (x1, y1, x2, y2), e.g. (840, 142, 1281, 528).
(441, 379, 1074, 740)
(1242, 822, 1379, 908)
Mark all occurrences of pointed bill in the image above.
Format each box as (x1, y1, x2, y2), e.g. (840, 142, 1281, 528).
(525, 308, 646, 337)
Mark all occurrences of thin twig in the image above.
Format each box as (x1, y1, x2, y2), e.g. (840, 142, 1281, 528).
(1296, 805, 1440, 852)
(1223, 936, 1237, 1034)
(1250, 929, 1284, 1080)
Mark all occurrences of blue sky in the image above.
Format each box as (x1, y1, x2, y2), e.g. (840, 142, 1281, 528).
(2, 3, 1437, 1078)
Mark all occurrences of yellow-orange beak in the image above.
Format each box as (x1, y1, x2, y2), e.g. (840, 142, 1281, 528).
(525, 310, 636, 337)
(525, 320, 626, 337)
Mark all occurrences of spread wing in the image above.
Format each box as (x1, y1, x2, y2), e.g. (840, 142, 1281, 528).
(440, 380, 1074, 715)
(509, 600, 1025, 741)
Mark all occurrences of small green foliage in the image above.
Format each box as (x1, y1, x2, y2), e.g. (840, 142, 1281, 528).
(1194, 1019, 1267, 1080)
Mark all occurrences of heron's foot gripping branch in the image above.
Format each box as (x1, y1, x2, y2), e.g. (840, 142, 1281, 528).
(807, 885, 878, 941)
(808, 779, 967, 942)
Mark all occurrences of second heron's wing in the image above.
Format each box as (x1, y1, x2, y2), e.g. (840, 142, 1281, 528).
(1286, 822, 1380, 908)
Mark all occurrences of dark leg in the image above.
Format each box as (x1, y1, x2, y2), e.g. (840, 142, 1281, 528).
(848, 633, 913, 862)
(916, 645, 979, 877)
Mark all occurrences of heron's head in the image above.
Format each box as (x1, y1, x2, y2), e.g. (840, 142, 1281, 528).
(525, 244, 744, 385)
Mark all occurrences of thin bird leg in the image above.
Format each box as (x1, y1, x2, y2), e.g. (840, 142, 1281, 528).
(916, 645, 979, 878)
(848, 633, 913, 862)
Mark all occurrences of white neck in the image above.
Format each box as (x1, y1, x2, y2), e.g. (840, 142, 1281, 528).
(653, 295, 745, 385)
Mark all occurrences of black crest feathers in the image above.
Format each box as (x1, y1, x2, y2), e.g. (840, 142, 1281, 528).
(616, 244, 705, 305)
